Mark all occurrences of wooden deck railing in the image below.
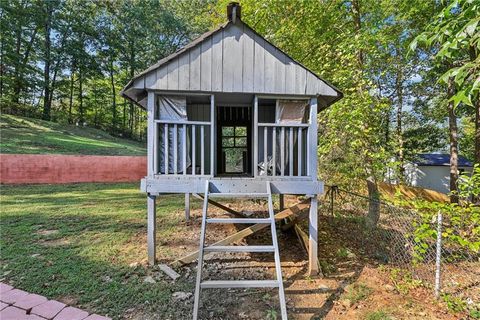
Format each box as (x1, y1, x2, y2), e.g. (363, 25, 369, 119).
(256, 123, 309, 177)
(153, 121, 310, 178)
(154, 120, 211, 176)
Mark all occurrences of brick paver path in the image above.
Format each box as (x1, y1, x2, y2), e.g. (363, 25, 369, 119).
(0, 282, 110, 320)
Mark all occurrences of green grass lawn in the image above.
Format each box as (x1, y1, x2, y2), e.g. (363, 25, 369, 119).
(0, 183, 198, 319)
(0, 114, 146, 155)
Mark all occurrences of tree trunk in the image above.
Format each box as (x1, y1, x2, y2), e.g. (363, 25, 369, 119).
(42, 2, 52, 121)
(12, 20, 22, 104)
(93, 85, 98, 127)
(109, 58, 117, 134)
(351, 0, 364, 69)
(0, 6, 5, 98)
(475, 96, 480, 166)
(447, 77, 459, 204)
(123, 98, 126, 134)
(128, 44, 135, 137)
(129, 103, 134, 137)
(78, 67, 84, 124)
(396, 69, 404, 178)
(48, 64, 58, 112)
(0, 24, 4, 98)
(48, 31, 68, 109)
(68, 62, 75, 124)
(470, 46, 480, 166)
(366, 176, 380, 230)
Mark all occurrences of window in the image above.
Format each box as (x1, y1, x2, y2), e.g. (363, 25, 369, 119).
(221, 126, 248, 173)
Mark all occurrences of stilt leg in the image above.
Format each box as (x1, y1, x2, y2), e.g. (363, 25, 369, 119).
(147, 193, 157, 266)
(185, 193, 190, 221)
(308, 194, 318, 275)
(279, 194, 285, 211)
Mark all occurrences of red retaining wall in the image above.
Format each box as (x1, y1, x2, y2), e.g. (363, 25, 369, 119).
(0, 154, 147, 184)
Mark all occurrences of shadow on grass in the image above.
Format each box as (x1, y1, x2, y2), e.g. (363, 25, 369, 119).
(1, 184, 404, 320)
(0, 183, 197, 319)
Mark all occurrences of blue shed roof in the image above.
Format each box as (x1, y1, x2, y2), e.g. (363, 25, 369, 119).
(414, 153, 473, 167)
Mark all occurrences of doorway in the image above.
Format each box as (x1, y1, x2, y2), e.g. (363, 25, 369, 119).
(216, 106, 252, 176)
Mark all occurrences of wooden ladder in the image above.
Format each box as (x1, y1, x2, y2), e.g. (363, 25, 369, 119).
(192, 180, 288, 319)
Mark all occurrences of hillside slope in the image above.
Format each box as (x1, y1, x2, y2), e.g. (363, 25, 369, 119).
(0, 114, 146, 155)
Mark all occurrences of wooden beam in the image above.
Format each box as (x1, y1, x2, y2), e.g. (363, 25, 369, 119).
(307, 97, 319, 276)
(192, 193, 246, 218)
(147, 91, 155, 177)
(279, 194, 285, 211)
(294, 223, 323, 277)
(308, 195, 319, 275)
(164, 124, 169, 174)
(144, 177, 323, 195)
(173, 124, 178, 174)
(185, 193, 190, 221)
(253, 96, 258, 177)
(182, 124, 187, 175)
(172, 199, 310, 266)
(280, 209, 308, 231)
(298, 127, 302, 175)
(201, 126, 205, 175)
(308, 97, 318, 179)
(153, 123, 158, 174)
(272, 127, 276, 177)
(147, 194, 156, 265)
(210, 94, 215, 176)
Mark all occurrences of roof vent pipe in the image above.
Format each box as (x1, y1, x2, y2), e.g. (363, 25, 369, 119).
(227, 2, 241, 23)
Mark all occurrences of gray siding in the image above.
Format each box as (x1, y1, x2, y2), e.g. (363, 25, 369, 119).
(133, 22, 337, 98)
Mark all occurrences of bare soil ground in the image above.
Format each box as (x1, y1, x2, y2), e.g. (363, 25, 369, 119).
(128, 196, 464, 320)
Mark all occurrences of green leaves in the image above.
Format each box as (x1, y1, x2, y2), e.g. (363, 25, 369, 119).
(449, 89, 473, 107)
(413, 0, 480, 109)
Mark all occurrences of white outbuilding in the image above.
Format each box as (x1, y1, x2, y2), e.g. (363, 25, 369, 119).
(405, 153, 473, 194)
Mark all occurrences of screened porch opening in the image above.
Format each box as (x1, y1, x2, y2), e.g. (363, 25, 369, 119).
(152, 93, 312, 178)
(256, 98, 309, 177)
(154, 94, 213, 176)
(216, 105, 252, 176)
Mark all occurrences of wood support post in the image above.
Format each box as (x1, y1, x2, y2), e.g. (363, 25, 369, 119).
(147, 91, 155, 177)
(185, 193, 190, 221)
(210, 94, 215, 176)
(308, 194, 319, 275)
(279, 194, 285, 211)
(147, 194, 157, 265)
(253, 96, 258, 177)
(308, 97, 318, 178)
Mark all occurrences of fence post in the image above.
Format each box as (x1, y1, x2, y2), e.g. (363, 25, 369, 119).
(435, 210, 443, 298)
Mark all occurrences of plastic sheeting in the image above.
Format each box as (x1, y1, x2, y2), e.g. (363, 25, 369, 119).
(158, 96, 191, 174)
(259, 100, 308, 176)
(275, 100, 308, 124)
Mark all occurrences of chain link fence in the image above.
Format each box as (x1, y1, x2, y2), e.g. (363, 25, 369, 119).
(319, 185, 479, 313)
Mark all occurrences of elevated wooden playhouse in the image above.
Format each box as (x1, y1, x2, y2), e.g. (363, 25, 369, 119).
(122, 3, 342, 318)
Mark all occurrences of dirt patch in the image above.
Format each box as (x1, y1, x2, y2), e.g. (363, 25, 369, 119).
(39, 238, 71, 247)
(325, 267, 456, 320)
(126, 196, 468, 319)
(36, 229, 59, 236)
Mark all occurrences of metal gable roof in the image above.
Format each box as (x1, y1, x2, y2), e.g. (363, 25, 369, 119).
(121, 19, 343, 109)
(415, 153, 473, 167)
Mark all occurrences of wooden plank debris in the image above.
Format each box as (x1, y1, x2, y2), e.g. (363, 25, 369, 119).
(192, 193, 246, 218)
(172, 199, 310, 266)
(293, 223, 323, 277)
(281, 210, 308, 231)
(159, 264, 180, 281)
